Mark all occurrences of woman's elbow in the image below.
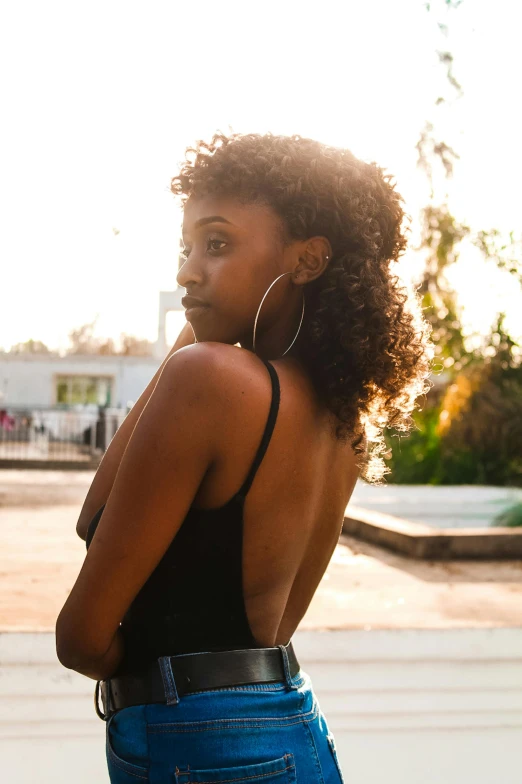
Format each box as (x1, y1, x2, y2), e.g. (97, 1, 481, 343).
(55, 614, 81, 670)
(55, 612, 100, 671)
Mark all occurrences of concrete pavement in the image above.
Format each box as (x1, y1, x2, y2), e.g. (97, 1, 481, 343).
(1, 470, 521, 632)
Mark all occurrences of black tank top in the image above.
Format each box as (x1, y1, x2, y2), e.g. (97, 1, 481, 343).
(85, 358, 280, 676)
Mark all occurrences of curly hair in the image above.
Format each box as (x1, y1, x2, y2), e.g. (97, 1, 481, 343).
(171, 132, 435, 485)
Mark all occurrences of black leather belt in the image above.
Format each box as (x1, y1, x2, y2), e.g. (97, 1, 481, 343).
(95, 640, 300, 720)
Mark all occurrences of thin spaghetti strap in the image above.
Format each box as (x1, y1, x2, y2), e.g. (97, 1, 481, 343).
(235, 359, 281, 501)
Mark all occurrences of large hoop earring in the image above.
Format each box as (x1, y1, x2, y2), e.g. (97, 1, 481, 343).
(189, 254, 330, 354)
(252, 271, 305, 358)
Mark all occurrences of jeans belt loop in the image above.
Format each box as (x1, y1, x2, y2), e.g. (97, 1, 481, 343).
(278, 641, 299, 691)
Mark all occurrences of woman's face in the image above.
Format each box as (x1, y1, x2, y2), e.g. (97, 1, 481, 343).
(177, 195, 304, 356)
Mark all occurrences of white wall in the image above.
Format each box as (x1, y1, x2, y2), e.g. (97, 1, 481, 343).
(1, 627, 521, 784)
(0, 354, 161, 408)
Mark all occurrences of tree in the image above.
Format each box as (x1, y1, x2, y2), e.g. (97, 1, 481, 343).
(416, 0, 521, 377)
(385, 0, 522, 485)
(436, 313, 522, 485)
(473, 229, 522, 289)
(119, 334, 154, 356)
(416, 204, 469, 374)
(67, 318, 100, 354)
(9, 339, 52, 354)
(66, 317, 153, 356)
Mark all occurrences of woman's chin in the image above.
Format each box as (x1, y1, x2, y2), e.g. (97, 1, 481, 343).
(184, 305, 210, 320)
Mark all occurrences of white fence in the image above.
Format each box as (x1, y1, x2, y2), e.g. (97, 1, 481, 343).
(1, 628, 521, 784)
(0, 406, 128, 462)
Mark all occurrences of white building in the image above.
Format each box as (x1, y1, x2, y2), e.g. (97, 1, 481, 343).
(0, 352, 162, 410)
(0, 289, 185, 409)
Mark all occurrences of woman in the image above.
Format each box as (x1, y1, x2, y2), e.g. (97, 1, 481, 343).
(56, 131, 433, 782)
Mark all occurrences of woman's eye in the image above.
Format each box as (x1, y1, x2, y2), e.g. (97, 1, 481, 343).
(207, 238, 227, 253)
(180, 238, 227, 258)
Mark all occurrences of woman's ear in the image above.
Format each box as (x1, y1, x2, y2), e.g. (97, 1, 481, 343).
(297, 236, 332, 283)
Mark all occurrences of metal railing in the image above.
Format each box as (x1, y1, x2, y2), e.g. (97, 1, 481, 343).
(0, 405, 128, 465)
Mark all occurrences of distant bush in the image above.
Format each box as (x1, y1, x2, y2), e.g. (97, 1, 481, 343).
(491, 502, 522, 528)
(436, 362, 522, 486)
(383, 404, 442, 484)
(384, 361, 522, 487)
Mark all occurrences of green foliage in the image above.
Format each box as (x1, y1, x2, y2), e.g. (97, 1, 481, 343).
(385, 323, 522, 486)
(491, 502, 522, 528)
(388, 0, 522, 488)
(416, 204, 470, 375)
(473, 229, 522, 286)
(383, 405, 442, 484)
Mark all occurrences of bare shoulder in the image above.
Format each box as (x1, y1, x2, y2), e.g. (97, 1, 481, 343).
(164, 343, 277, 456)
(165, 341, 270, 399)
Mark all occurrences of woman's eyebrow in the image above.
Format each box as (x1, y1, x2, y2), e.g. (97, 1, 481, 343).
(194, 215, 234, 229)
(182, 215, 237, 240)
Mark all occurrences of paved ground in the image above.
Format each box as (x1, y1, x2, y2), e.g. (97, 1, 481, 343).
(1, 470, 522, 631)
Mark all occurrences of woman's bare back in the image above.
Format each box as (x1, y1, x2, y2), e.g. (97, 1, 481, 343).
(191, 349, 362, 647)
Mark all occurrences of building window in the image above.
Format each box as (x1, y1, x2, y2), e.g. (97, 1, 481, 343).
(55, 376, 113, 406)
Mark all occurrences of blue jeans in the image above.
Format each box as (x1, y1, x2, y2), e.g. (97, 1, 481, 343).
(105, 647, 345, 783)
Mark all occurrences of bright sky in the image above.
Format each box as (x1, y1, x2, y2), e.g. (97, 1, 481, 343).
(1, 0, 520, 353)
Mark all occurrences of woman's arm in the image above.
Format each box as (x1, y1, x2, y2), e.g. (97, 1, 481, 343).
(76, 322, 195, 540)
(57, 345, 221, 679)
